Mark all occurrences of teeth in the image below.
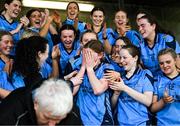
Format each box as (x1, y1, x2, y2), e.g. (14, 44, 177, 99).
(35, 21, 40, 24)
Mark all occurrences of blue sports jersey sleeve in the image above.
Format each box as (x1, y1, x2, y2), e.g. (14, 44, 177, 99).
(106, 28, 116, 46)
(164, 34, 180, 54)
(0, 59, 5, 71)
(126, 30, 143, 47)
(153, 80, 158, 95)
(40, 61, 52, 79)
(142, 71, 154, 92)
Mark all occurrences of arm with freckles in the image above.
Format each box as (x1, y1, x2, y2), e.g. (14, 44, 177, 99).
(85, 49, 108, 95)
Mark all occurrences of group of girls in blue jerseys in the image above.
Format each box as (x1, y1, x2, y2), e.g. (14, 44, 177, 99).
(0, 0, 179, 125)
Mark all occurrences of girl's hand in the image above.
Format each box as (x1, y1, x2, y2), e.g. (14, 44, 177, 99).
(51, 45, 60, 60)
(64, 70, 78, 80)
(119, 24, 131, 36)
(53, 10, 62, 27)
(163, 90, 174, 103)
(86, 23, 92, 30)
(3, 59, 13, 75)
(20, 16, 29, 27)
(74, 17, 78, 30)
(109, 77, 125, 91)
(70, 75, 83, 86)
(84, 49, 97, 70)
(102, 22, 107, 39)
(104, 70, 120, 81)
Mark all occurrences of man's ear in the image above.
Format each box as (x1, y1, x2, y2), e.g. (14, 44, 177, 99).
(33, 100, 38, 110)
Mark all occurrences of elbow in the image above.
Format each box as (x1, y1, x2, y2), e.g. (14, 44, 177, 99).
(145, 98, 153, 107)
(146, 102, 152, 107)
(93, 89, 104, 95)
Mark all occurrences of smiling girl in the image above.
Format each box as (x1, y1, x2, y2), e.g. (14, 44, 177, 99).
(0, 0, 29, 55)
(150, 48, 180, 125)
(110, 45, 154, 125)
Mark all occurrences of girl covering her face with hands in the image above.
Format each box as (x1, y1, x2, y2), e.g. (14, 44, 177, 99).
(75, 40, 114, 125)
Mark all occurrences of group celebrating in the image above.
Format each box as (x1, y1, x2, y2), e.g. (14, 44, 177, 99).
(0, 0, 180, 125)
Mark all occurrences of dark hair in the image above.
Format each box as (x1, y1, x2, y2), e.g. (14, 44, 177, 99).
(21, 29, 39, 39)
(2, 0, 22, 12)
(12, 36, 48, 77)
(121, 45, 140, 64)
(135, 9, 151, 18)
(66, 1, 79, 11)
(91, 6, 105, 16)
(115, 8, 128, 18)
(0, 30, 12, 41)
(158, 48, 177, 61)
(5, 0, 22, 4)
(59, 24, 76, 36)
(83, 40, 104, 54)
(139, 14, 174, 37)
(26, 8, 41, 19)
(80, 30, 98, 43)
(115, 36, 132, 46)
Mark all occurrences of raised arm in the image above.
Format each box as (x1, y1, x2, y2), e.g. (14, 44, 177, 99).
(85, 49, 108, 95)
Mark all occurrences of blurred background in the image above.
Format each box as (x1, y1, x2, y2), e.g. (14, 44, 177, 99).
(1, 0, 180, 42)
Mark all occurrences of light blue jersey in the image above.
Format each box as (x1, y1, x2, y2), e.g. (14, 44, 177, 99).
(63, 18, 86, 37)
(140, 33, 180, 76)
(0, 64, 50, 91)
(77, 62, 114, 125)
(113, 29, 142, 47)
(117, 68, 154, 126)
(69, 54, 82, 71)
(154, 72, 180, 126)
(0, 71, 14, 91)
(97, 27, 115, 46)
(0, 58, 5, 71)
(58, 41, 80, 75)
(39, 61, 52, 79)
(0, 15, 23, 55)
